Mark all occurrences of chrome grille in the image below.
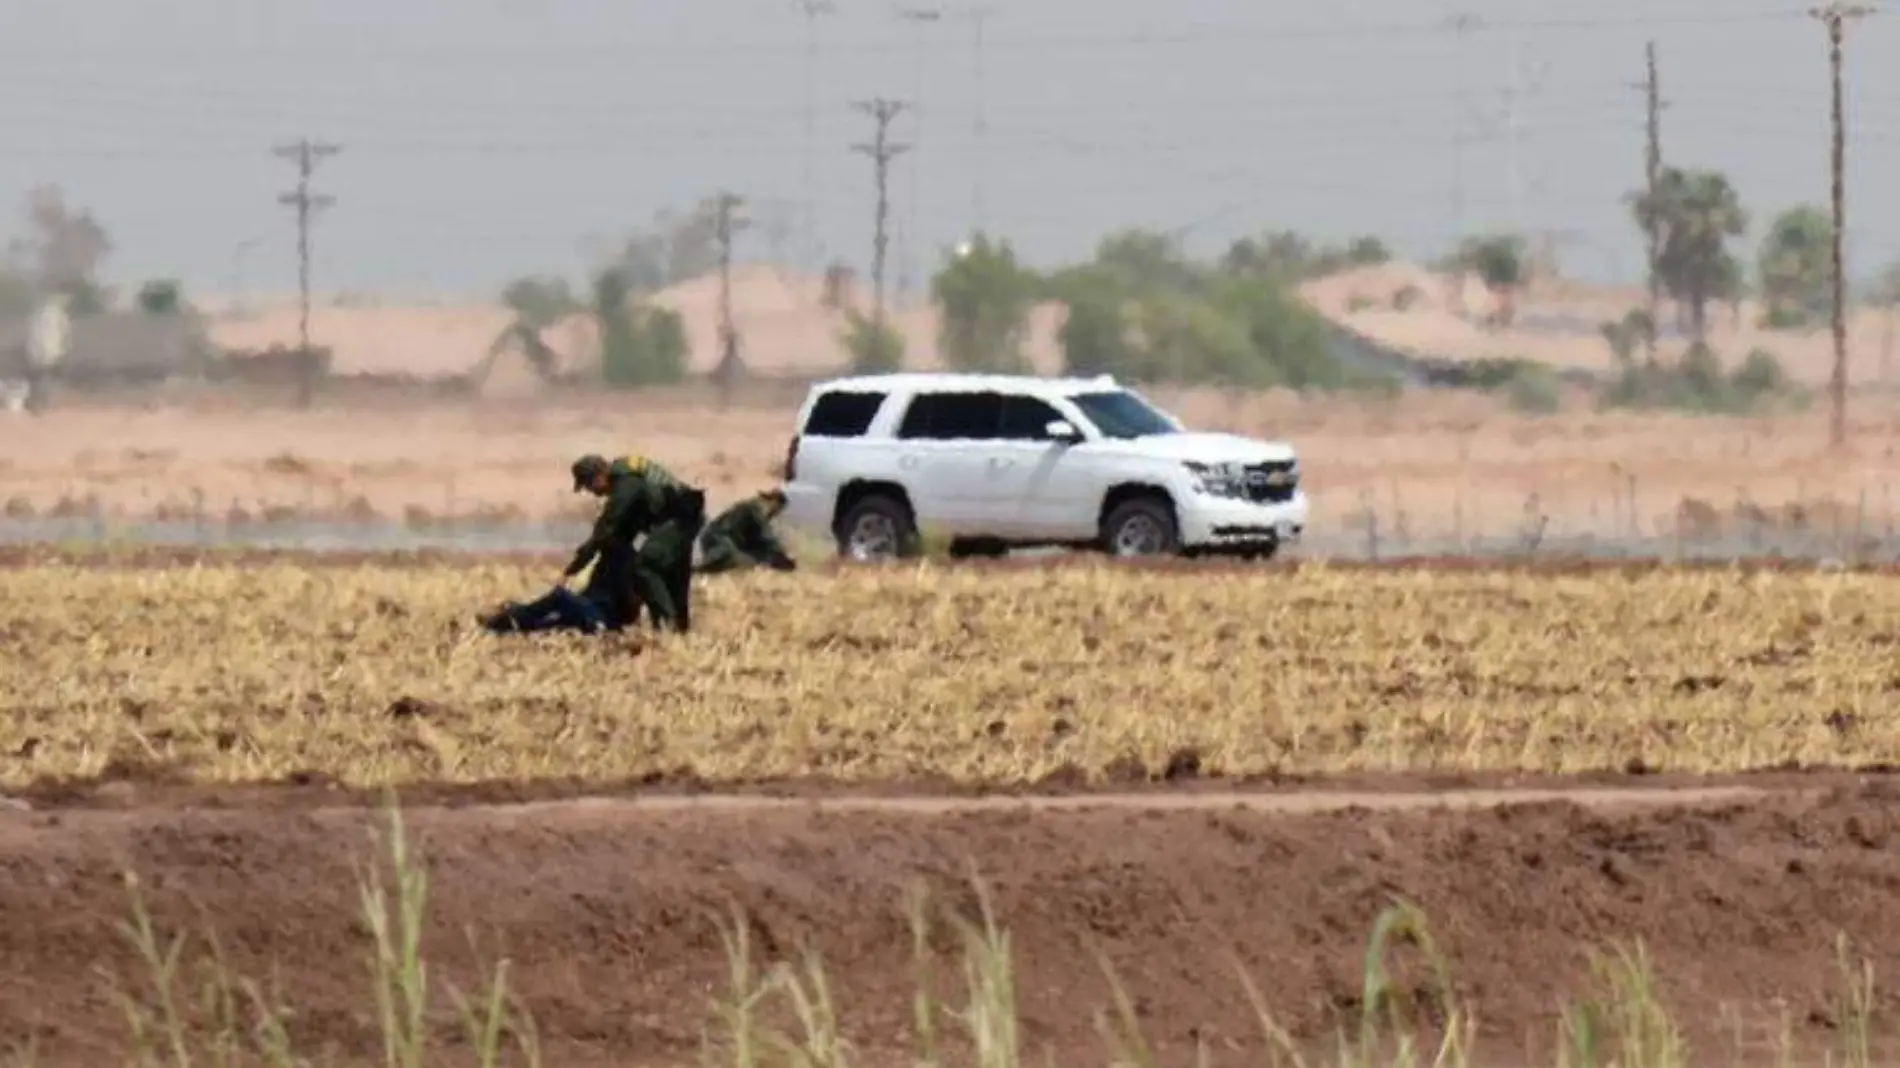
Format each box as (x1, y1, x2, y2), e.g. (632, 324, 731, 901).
(1242, 461, 1297, 503)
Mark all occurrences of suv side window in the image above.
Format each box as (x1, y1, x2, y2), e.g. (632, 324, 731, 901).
(997, 395, 1066, 440)
(897, 391, 1004, 440)
(802, 390, 886, 437)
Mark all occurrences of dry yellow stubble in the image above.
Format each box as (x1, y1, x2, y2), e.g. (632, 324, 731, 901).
(1, 560, 1897, 788)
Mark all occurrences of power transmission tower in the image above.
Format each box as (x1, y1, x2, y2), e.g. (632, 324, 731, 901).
(792, 0, 835, 271)
(1813, 2, 1875, 449)
(1492, 15, 1548, 240)
(713, 191, 748, 396)
(274, 137, 340, 408)
(1446, 14, 1477, 233)
(852, 98, 910, 327)
(965, 6, 996, 232)
(1630, 40, 1667, 361)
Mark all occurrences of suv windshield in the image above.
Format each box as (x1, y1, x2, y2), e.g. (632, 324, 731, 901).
(1067, 390, 1180, 439)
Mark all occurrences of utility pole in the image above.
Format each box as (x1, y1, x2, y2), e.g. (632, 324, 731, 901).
(792, 0, 835, 271)
(1813, 2, 1875, 448)
(713, 191, 748, 397)
(1631, 40, 1667, 361)
(1445, 12, 1479, 317)
(274, 137, 340, 408)
(852, 98, 910, 327)
(896, 6, 942, 305)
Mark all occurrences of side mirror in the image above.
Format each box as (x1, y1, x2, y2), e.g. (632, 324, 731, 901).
(1045, 419, 1081, 443)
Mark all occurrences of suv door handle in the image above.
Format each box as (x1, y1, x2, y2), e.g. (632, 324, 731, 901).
(899, 455, 920, 471)
(988, 457, 1013, 469)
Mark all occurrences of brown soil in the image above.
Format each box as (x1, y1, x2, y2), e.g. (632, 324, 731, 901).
(7, 755, 1893, 811)
(8, 779, 1900, 1067)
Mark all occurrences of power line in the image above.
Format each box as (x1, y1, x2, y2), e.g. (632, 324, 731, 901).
(3, 71, 1840, 112)
(36, 97, 1900, 172)
(0, 113, 1668, 170)
(14, 76, 1889, 136)
(851, 98, 909, 327)
(1813, 0, 1876, 450)
(0, 8, 1808, 62)
(791, 0, 835, 271)
(0, 100, 1668, 161)
(273, 137, 340, 408)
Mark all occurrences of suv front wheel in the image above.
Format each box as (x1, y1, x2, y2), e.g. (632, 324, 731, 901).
(1099, 496, 1180, 557)
(835, 492, 917, 561)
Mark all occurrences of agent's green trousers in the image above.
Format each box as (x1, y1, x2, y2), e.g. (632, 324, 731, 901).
(695, 529, 755, 574)
(633, 519, 697, 633)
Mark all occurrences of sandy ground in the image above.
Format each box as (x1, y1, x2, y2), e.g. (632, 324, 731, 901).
(5, 387, 1900, 552)
(208, 266, 1070, 380)
(6, 772, 1900, 1066)
(1300, 262, 1900, 387)
(204, 261, 1892, 390)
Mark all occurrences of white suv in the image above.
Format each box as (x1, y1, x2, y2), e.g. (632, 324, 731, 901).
(778, 372, 1308, 560)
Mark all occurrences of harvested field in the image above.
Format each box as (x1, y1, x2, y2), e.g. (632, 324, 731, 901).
(5, 555, 1900, 793)
(9, 553, 1900, 1066)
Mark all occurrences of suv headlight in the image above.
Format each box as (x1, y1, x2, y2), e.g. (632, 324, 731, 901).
(1184, 461, 1247, 498)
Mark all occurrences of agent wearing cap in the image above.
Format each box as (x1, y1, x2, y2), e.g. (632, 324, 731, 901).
(564, 452, 707, 633)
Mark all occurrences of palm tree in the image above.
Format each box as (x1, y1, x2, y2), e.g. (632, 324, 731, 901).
(1628, 167, 1747, 344)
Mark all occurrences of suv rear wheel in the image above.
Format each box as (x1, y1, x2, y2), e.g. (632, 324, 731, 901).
(1099, 496, 1180, 557)
(835, 492, 917, 561)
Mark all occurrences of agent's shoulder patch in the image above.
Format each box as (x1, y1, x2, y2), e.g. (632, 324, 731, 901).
(614, 454, 649, 474)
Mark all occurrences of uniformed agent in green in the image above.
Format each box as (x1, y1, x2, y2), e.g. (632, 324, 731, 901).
(567, 452, 708, 633)
(696, 488, 797, 574)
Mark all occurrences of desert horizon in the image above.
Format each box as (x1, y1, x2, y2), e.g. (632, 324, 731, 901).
(185, 256, 1900, 389)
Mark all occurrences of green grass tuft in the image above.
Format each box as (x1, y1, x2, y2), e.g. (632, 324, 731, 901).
(90, 799, 1891, 1068)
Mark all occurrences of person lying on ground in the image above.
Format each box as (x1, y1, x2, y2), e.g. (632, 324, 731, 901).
(480, 549, 637, 635)
(695, 488, 797, 574)
(480, 585, 610, 635)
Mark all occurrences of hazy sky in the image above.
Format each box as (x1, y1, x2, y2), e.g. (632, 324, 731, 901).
(0, 0, 1893, 301)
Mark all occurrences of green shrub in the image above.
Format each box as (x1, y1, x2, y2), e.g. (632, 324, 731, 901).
(1505, 364, 1564, 414)
(840, 310, 904, 373)
(1598, 344, 1803, 415)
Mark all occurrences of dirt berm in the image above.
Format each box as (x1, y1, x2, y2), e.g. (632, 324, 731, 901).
(4, 781, 1900, 1066)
